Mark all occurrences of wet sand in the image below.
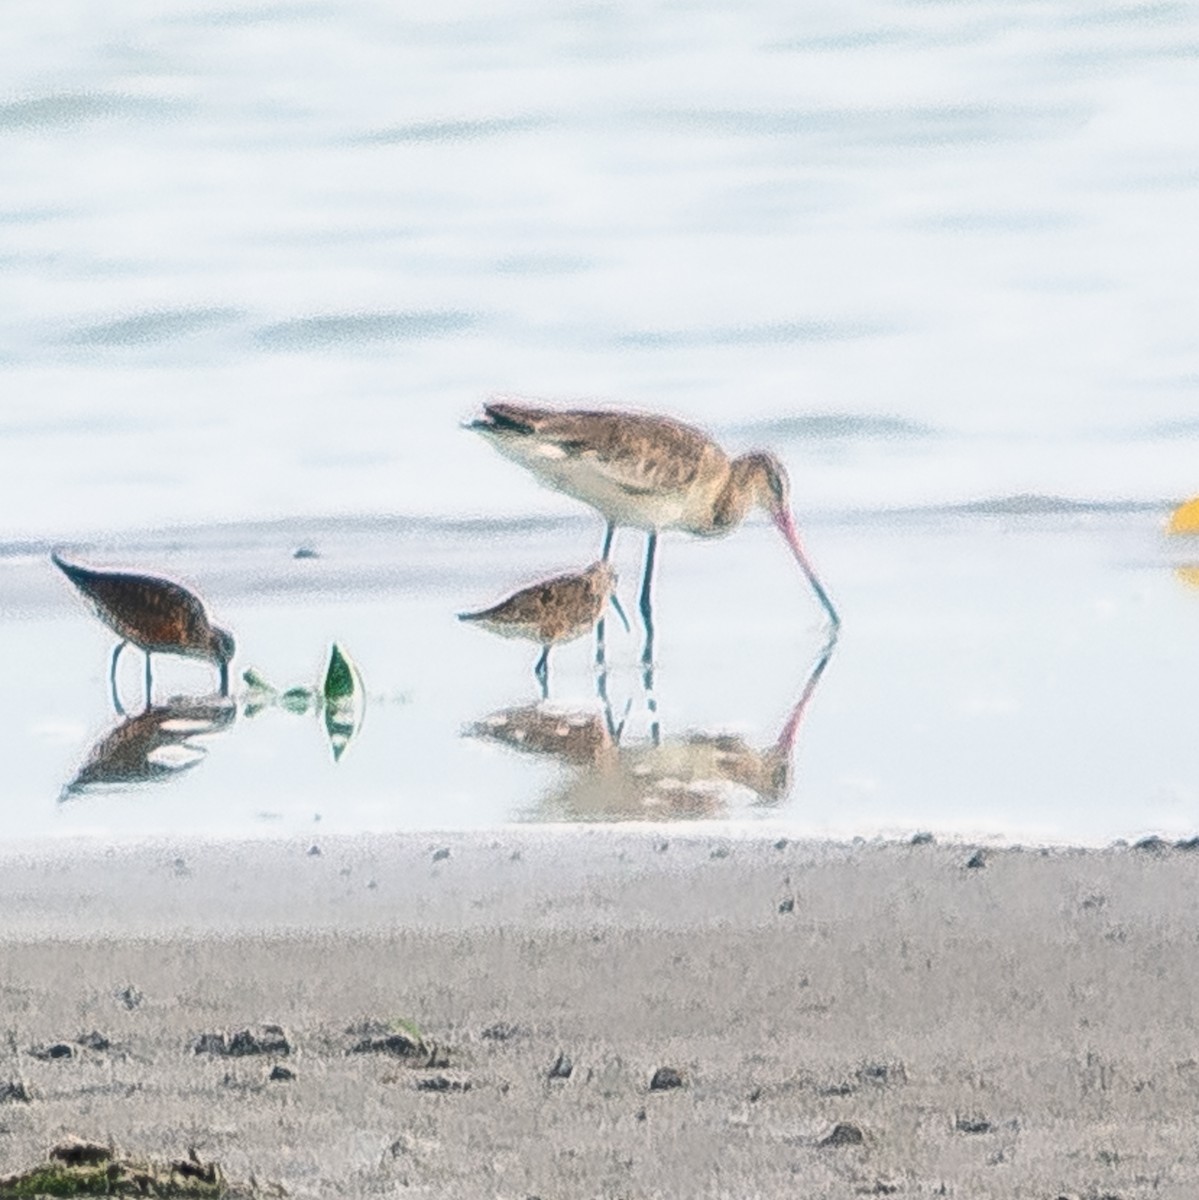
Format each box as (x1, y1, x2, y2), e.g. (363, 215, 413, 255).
(3, 830, 1199, 1198)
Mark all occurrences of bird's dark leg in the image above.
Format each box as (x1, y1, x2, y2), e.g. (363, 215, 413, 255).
(534, 646, 550, 700)
(595, 520, 616, 669)
(218, 659, 229, 697)
(639, 531, 659, 745)
(144, 651, 153, 706)
(639, 531, 657, 663)
(110, 641, 127, 715)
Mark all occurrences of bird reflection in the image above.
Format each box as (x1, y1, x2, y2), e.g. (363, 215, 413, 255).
(466, 637, 835, 821)
(61, 694, 236, 799)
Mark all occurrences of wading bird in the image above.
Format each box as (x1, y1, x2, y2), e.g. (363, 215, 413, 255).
(459, 561, 629, 697)
(469, 400, 839, 662)
(52, 552, 236, 706)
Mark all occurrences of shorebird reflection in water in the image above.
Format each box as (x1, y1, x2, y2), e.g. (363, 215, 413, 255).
(52, 552, 235, 708)
(470, 400, 840, 667)
(466, 636, 835, 821)
(61, 694, 236, 799)
(458, 561, 629, 698)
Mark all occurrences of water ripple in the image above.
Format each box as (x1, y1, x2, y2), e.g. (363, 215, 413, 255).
(728, 414, 936, 441)
(0, 93, 177, 132)
(65, 308, 246, 347)
(616, 319, 894, 350)
(358, 116, 549, 144)
(254, 310, 479, 350)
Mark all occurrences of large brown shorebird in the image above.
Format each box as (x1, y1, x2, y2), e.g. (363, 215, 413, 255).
(52, 552, 235, 703)
(469, 399, 840, 659)
(459, 560, 629, 696)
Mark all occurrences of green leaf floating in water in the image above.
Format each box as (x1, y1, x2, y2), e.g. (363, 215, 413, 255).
(324, 643, 356, 702)
(323, 643, 365, 762)
(243, 667, 276, 693)
(281, 686, 317, 714)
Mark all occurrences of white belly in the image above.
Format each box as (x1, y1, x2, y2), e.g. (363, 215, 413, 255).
(490, 436, 695, 531)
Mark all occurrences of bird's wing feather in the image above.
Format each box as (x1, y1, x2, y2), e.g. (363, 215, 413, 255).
(481, 405, 718, 496)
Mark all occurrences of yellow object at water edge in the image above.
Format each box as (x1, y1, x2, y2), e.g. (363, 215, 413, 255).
(1168, 497, 1199, 534)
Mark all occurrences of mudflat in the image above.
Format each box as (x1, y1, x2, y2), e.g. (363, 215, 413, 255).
(1, 831, 1197, 1198)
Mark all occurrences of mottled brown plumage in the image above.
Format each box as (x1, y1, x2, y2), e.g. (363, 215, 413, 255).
(459, 561, 622, 695)
(470, 399, 840, 649)
(52, 552, 235, 699)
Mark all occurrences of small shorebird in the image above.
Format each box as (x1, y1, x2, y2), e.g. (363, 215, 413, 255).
(52, 552, 236, 704)
(469, 399, 840, 659)
(459, 561, 629, 696)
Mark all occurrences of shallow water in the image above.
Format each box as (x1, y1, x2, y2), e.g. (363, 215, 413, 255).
(2, 1, 1199, 843)
(4, 506, 1199, 845)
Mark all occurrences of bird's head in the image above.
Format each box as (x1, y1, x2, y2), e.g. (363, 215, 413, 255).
(208, 626, 236, 697)
(728, 451, 840, 629)
(583, 561, 630, 632)
(209, 626, 236, 666)
(744, 451, 791, 519)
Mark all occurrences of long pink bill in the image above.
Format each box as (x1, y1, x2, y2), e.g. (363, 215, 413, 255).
(773, 509, 841, 631)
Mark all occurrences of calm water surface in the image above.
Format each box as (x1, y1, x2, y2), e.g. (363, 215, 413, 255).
(2, 1, 1198, 841)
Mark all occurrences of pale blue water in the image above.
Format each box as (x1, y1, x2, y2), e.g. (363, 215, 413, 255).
(2, 1, 1199, 843)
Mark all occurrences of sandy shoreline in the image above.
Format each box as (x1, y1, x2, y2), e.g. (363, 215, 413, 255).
(3, 831, 1199, 1197)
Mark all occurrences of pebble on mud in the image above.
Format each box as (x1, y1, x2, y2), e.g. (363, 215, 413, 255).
(194, 1024, 291, 1057)
(820, 1122, 865, 1148)
(649, 1066, 685, 1091)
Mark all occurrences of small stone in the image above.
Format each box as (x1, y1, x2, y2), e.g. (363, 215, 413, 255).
(76, 1031, 110, 1053)
(0, 1080, 32, 1104)
(1134, 835, 1168, 854)
(548, 1053, 573, 1080)
(49, 1139, 112, 1166)
(956, 1115, 993, 1134)
(649, 1066, 684, 1091)
(481, 1022, 522, 1042)
(710, 846, 729, 859)
(415, 1075, 471, 1093)
(117, 985, 143, 1010)
(30, 1042, 74, 1061)
(1174, 836, 1199, 852)
(747, 1086, 763, 1103)
(820, 1122, 865, 1147)
(195, 1025, 290, 1057)
(965, 850, 987, 869)
(293, 546, 319, 559)
(269, 1065, 295, 1082)
(859, 1062, 905, 1085)
(910, 831, 935, 845)
(655, 840, 669, 853)
(307, 844, 322, 857)
(820, 1082, 855, 1097)
(773, 838, 789, 851)
(349, 1032, 425, 1058)
(778, 897, 795, 914)
(432, 847, 451, 862)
